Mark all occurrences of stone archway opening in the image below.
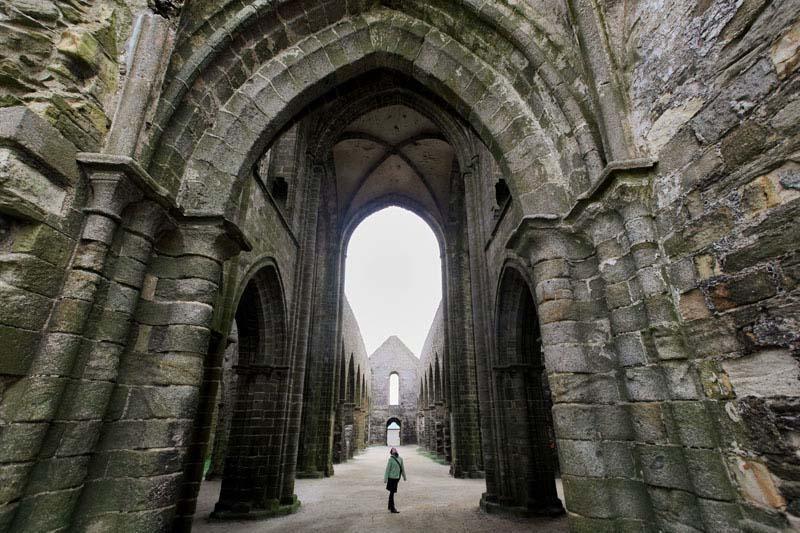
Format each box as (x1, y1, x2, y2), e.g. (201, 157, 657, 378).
(343, 205, 441, 455)
(386, 418, 402, 446)
(182, 264, 296, 524)
(484, 266, 565, 518)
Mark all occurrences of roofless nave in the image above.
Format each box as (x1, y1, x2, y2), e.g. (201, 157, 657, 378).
(0, 1, 799, 532)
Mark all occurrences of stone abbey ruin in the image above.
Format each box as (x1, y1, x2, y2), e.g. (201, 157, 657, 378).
(1, 0, 800, 531)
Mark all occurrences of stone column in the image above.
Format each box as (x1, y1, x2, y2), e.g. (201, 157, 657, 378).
(343, 402, 355, 459)
(593, 179, 740, 530)
(206, 324, 238, 480)
(483, 222, 650, 527)
(71, 218, 246, 531)
(443, 230, 484, 479)
(6, 158, 156, 532)
(279, 158, 323, 503)
(461, 153, 501, 490)
(297, 233, 342, 478)
(435, 401, 447, 459)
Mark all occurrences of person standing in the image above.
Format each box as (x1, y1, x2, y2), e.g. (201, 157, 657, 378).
(384, 447, 406, 513)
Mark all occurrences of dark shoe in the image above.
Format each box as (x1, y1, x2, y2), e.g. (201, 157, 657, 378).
(391, 509, 400, 514)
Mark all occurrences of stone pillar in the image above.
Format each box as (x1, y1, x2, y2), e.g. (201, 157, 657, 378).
(206, 324, 238, 480)
(279, 157, 323, 503)
(332, 401, 346, 463)
(6, 155, 160, 532)
(435, 401, 447, 458)
(297, 234, 342, 478)
(443, 231, 484, 478)
(591, 179, 740, 530)
(71, 218, 246, 531)
(482, 223, 650, 526)
(343, 403, 355, 459)
(461, 153, 500, 489)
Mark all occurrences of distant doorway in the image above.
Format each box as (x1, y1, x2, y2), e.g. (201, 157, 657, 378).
(386, 418, 402, 446)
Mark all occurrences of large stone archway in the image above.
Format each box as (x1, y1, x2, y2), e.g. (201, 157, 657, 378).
(2, 1, 798, 532)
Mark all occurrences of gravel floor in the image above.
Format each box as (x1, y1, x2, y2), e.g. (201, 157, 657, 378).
(193, 445, 569, 532)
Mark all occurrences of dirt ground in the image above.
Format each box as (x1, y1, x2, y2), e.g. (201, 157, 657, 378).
(193, 445, 569, 532)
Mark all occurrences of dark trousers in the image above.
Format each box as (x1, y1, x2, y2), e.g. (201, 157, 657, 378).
(386, 476, 399, 511)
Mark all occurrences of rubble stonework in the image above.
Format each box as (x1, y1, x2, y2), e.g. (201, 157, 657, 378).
(0, 1, 798, 532)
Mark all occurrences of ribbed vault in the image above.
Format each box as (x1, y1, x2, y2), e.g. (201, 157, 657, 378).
(333, 105, 454, 224)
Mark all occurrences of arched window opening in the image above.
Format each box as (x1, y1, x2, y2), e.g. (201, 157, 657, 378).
(389, 372, 400, 406)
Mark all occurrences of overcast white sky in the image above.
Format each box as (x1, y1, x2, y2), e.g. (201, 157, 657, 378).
(345, 207, 442, 358)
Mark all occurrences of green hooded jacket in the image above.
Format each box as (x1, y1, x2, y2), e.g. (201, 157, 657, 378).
(384, 455, 406, 482)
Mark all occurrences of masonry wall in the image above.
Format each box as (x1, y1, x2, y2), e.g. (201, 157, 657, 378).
(334, 298, 371, 462)
(621, 2, 800, 525)
(369, 337, 419, 446)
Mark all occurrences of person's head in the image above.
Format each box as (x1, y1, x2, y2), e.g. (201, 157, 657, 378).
(390, 447, 398, 457)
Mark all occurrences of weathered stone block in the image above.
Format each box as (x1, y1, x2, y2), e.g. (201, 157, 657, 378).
(90, 449, 183, 480)
(0, 463, 31, 504)
(771, 19, 800, 79)
(121, 385, 199, 420)
(136, 300, 213, 327)
(11, 223, 74, 267)
(697, 360, 735, 400)
(0, 324, 40, 376)
(24, 455, 90, 493)
(550, 372, 620, 404)
(652, 328, 688, 361)
(558, 439, 635, 478)
(564, 476, 651, 520)
(728, 458, 786, 509)
(696, 499, 743, 532)
(0, 253, 63, 297)
(638, 444, 692, 491)
(662, 361, 701, 400)
(614, 332, 649, 367)
(669, 401, 719, 449)
(647, 485, 702, 530)
(118, 351, 203, 386)
(708, 269, 777, 311)
(0, 281, 52, 330)
(722, 349, 800, 398)
(0, 376, 65, 422)
(113, 256, 149, 288)
(720, 121, 769, 170)
(0, 422, 47, 462)
(543, 343, 614, 374)
(552, 404, 634, 441)
(77, 473, 182, 515)
(38, 420, 102, 458)
(56, 379, 113, 421)
(663, 207, 735, 258)
(10, 488, 81, 533)
(685, 449, 736, 500)
(626, 402, 674, 445)
(611, 302, 648, 334)
(61, 269, 102, 302)
(148, 324, 211, 354)
(625, 366, 669, 402)
(678, 289, 710, 321)
(97, 419, 192, 451)
(0, 107, 79, 185)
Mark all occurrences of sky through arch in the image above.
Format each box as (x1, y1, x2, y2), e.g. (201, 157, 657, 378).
(345, 206, 442, 357)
